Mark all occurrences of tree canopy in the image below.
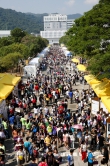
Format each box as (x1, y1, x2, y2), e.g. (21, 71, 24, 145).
(0, 28, 49, 72)
(60, 0, 110, 79)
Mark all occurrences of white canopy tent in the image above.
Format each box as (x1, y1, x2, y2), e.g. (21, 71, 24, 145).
(64, 50, 72, 57)
(29, 57, 41, 66)
(23, 65, 37, 78)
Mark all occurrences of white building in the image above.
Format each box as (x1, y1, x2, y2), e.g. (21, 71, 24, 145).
(0, 30, 11, 38)
(67, 19, 75, 30)
(40, 14, 68, 44)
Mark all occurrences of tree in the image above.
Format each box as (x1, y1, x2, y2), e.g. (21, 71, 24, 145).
(22, 35, 49, 56)
(60, 0, 110, 79)
(0, 52, 22, 71)
(11, 28, 26, 42)
(0, 43, 29, 59)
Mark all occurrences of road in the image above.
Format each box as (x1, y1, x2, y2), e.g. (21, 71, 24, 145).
(5, 61, 108, 166)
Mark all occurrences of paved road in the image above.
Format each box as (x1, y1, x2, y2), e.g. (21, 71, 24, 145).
(5, 62, 109, 166)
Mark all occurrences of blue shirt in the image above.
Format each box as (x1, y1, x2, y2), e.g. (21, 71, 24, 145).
(88, 152, 94, 163)
(9, 116, 15, 124)
(24, 141, 31, 149)
(69, 91, 73, 98)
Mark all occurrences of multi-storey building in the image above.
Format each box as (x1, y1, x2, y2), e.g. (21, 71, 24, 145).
(40, 14, 74, 44)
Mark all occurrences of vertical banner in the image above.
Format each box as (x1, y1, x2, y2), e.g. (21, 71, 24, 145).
(91, 99, 99, 115)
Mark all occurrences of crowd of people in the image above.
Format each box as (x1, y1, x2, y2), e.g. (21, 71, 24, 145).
(0, 45, 109, 166)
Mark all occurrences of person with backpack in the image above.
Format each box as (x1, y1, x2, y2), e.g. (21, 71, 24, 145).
(32, 144, 39, 159)
(38, 156, 48, 166)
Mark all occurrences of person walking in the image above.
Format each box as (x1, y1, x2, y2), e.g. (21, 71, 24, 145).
(87, 148, 94, 166)
(67, 149, 74, 166)
(68, 89, 73, 104)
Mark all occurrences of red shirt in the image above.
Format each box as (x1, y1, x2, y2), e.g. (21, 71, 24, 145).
(35, 85, 39, 90)
(58, 105, 64, 114)
(32, 99, 36, 104)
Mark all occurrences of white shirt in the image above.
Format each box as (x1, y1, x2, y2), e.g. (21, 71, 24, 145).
(34, 108, 39, 114)
(0, 131, 5, 138)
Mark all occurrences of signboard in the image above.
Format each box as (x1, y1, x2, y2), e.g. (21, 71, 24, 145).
(100, 101, 108, 114)
(91, 100, 99, 115)
(107, 123, 110, 137)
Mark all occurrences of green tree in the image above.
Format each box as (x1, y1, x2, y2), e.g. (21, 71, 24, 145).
(0, 52, 22, 71)
(11, 28, 26, 42)
(60, 0, 110, 79)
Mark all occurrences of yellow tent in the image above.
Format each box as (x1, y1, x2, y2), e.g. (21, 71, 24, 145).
(0, 74, 21, 86)
(84, 75, 95, 84)
(6, 74, 21, 85)
(89, 78, 101, 85)
(0, 99, 3, 103)
(91, 81, 110, 98)
(72, 58, 79, 63)
(0, 84, 14, 99)
(0, 73, 6, 78)
(77, 64, 86, 72)
(101, 96, 110, 112)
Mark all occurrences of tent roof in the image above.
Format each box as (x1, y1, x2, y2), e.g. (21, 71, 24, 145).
(72, 58, 79, 63)
(84, 75, 95, 84)
(0, 99, 3, 103)
(77, 64, 86, 72)
(89, 78, 100, 85)
(91, 81, 110, 98)
(0, 73, 6, 78)
(0, 74, 21, 86)
(0, 84, 14, 99)
(29, 57, 40, 64)
(101, 96, 110, 113)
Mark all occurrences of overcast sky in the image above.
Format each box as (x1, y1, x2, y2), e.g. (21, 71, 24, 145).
(0, 0, 99, 15)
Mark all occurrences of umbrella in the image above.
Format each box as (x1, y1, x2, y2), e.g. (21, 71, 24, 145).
(77, 64, 86, 72)
(73, 124, 83, 130)
(72, 58, 79, 63)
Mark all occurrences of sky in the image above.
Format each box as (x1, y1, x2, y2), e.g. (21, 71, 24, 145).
(0, 0, 99, 15)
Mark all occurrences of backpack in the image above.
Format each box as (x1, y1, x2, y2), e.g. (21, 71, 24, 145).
(32, 126, 37, 133)
(33, 148, 38, 157)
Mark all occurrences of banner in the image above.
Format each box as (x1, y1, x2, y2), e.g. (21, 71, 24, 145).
(91, 100, 99, 115)
(100, 101, 108, 114)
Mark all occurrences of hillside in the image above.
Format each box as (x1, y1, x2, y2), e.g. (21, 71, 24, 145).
(0, 7, 82, 33)
(67, 13, 82, 19)
(0, 8, 44, 33)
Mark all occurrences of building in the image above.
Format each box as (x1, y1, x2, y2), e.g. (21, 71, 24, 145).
(40, 14, 70, 44)
(67, 19, 75, 30)
(0, 30, 11, 38)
